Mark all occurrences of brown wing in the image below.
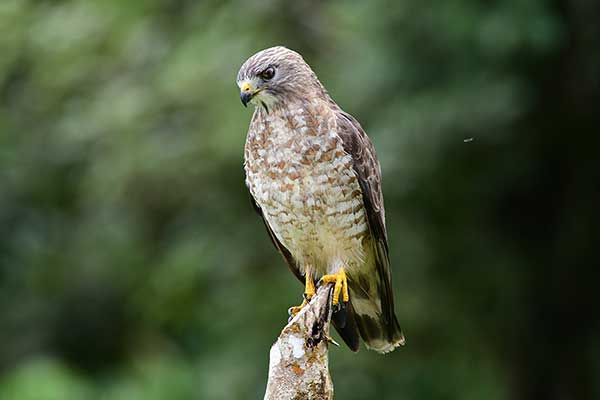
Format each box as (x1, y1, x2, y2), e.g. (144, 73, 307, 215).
(336, 110, 405, 352)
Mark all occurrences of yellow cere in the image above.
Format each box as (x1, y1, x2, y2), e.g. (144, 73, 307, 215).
(240, 81, 253, 92)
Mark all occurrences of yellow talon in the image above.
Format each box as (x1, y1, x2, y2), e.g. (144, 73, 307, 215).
(289, 299, 308, 316)
(320, 268, 349, 305)
(289, 273, 316, 316)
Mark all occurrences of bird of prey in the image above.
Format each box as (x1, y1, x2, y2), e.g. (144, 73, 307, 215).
(237, 46, 405, 353)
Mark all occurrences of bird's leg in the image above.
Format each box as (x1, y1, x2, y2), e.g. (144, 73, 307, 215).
(304, 272, 316, 300)
(320, 268, 349, 305)
(288, 273, 316, 316)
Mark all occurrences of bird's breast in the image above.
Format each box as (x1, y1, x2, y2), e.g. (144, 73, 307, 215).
(244, 102, 369, 272)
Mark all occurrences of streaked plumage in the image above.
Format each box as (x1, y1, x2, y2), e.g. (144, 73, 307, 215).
(237, 46, 405, 353)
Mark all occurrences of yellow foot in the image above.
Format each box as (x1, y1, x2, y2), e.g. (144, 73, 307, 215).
(289, 299, 307, 316)
(289, 273, 316, 316)
(304, 273, 316, 299)
(320, 268, 349, 305)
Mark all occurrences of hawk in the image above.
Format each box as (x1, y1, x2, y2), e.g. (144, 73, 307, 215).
(237, 46, 405, 353)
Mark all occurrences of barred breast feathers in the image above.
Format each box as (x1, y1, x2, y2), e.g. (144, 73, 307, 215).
(244, 99, 370, 276)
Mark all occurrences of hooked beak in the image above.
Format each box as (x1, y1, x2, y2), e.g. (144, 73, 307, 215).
(240, 81, 254, 107)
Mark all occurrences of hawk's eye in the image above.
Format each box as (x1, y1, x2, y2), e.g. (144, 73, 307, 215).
(260, 67, 275, 81)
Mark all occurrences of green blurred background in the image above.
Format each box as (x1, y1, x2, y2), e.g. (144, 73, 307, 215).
(1, 0, 598, 399)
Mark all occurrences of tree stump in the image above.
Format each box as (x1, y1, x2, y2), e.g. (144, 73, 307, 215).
(264, 285, 335, 400)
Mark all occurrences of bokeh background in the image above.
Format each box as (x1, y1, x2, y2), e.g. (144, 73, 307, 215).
(1, 0, 598, 399)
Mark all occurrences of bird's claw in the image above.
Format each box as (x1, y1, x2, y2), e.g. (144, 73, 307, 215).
(319, 268, 349, 305)
(288, 273, 317, 319)
(327, 335, 340, 347)
(331, 300, 345, 313)
(288, 299, 308, 317)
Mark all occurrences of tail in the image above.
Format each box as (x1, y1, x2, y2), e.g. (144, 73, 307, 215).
(349, 280, 405, 353)
(330, 278, 405, 353)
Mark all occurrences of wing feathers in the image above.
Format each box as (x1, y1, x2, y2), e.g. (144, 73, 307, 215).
(336, 110, 405, 352)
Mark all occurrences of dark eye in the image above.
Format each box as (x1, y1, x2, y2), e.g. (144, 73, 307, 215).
(260, 66, 275, 81)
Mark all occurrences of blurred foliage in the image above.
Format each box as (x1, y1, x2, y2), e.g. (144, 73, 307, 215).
(1, 0, 598, 399)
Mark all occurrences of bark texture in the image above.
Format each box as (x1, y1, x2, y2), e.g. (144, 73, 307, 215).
(264, 285, 334, 400)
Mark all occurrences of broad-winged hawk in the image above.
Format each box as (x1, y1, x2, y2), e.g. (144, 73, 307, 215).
(237, 46, 405, 353)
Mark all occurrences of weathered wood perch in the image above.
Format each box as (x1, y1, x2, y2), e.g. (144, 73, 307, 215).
(264, 284, 335, 400)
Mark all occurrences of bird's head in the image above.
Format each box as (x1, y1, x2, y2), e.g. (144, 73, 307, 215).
(236, 46, 323, 111)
